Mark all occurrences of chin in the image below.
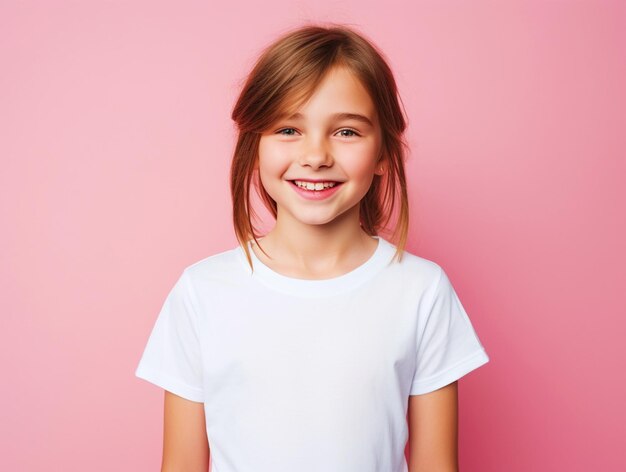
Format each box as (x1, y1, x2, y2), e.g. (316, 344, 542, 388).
(289, 213, 339, 226)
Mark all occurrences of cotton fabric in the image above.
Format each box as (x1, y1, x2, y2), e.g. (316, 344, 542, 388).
(135, 236, 489, 471)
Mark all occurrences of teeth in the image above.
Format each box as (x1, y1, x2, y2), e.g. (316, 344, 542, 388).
(294, 180, 338, 191)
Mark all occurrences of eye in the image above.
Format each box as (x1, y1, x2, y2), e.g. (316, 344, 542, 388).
(338, 128, 359, 137)
(277, 128, 298, 136)
(275, 128, 360, 137)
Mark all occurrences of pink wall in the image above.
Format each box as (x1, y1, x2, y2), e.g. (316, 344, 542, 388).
(1, 1, 624, 470)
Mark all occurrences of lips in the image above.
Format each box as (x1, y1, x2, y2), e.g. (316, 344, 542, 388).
(288, 179, 343, 200)
(289, 180, 344, 191)
(288, 179, 343, 183)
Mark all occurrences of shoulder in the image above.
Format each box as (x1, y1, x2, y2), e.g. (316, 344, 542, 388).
(382, 238, 443, 289)
(180, 243, 246, 286)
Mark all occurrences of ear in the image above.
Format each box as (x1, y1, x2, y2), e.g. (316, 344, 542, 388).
(374, 154, 387, 176)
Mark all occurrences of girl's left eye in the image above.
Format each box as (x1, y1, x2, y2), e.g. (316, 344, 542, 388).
(338, 129, 359, 137)
(276, 128, 360, 137)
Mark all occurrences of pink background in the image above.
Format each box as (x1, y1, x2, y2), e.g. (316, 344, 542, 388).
(2, 1, 624, 470)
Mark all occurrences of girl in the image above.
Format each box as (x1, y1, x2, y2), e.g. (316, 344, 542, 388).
(136, 23, 489, 472)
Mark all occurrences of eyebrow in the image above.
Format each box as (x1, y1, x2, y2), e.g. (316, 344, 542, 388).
(278, 112, 374, 127)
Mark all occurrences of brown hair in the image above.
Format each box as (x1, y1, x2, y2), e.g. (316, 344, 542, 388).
(230, 22, 410, 271)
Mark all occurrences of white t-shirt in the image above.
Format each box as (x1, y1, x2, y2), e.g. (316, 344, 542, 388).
(135, 236, 489, 472)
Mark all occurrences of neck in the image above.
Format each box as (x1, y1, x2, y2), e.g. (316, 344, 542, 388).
(254, 206, 378, 277)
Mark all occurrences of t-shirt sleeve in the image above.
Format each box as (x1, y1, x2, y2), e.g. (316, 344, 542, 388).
(409, 266, 490, 395)
(135, 269, 204, 402)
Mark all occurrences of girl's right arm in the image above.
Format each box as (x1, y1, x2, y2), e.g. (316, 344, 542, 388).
(162, 391, 210, 472)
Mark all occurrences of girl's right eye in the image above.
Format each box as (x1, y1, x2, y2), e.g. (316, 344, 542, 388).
(277, 128, 297, 136)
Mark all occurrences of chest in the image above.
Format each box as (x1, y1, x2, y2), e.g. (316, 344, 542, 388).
(197, 283, 419, 398)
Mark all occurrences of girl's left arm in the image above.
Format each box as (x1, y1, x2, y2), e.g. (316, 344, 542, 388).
(407, 381, 459, 472)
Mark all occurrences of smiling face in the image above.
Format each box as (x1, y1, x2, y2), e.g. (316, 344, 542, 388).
(256, 65, 385, 232)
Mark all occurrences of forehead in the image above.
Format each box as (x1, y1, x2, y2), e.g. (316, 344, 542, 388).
(277, 66, 377, 123)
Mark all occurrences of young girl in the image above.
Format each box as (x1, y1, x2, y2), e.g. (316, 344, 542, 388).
(136, 23, 489, 472)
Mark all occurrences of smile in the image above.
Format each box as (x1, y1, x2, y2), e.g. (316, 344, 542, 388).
(293, 180, 338, 190)
(288, 180, 344, 200)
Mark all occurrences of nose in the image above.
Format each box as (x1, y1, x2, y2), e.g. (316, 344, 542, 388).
(298, 133, 333, 169)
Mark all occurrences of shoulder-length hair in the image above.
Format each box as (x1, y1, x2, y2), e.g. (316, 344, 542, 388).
(230, 23, 410, 271)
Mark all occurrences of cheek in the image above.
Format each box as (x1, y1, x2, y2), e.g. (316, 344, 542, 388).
(258, 142, 287, 175)
(259, 141, 276, 169)
(340, 144, 378, 176)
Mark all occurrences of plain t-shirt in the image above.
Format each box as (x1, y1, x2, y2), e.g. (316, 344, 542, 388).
(135, 236, 490, 471)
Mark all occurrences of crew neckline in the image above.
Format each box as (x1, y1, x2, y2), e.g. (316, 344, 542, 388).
(236, 236, 395, 297)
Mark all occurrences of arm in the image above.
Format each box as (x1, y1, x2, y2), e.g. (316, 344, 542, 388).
(162, 391, 210, 472)
(407, 381, 459, 472)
